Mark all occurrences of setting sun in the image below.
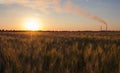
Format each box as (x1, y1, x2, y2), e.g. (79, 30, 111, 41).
(25, 19, 40, 31)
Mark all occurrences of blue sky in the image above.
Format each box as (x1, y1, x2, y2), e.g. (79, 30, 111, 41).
(0, 0, 120, 31)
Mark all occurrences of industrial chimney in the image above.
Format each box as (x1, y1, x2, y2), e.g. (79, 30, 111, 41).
(106, 24, 107, 31)
(101, 26, 102, 31)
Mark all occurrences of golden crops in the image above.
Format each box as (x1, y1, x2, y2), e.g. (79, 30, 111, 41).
(0, 31, 120, 73)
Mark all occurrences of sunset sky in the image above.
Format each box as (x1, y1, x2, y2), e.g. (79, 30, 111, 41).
(0, 0, 120, 31)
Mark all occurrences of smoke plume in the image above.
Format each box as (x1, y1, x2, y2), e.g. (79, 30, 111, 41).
(0, 0, 107, 25)
(54, 0, 107, 25)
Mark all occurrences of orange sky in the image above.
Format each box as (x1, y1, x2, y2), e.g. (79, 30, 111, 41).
(0, 0, 120, 31)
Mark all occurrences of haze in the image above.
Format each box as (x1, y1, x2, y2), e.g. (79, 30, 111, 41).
(0, 0, 120, 31)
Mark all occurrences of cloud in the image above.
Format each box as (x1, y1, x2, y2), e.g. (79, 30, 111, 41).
(0, 0, 107, 25)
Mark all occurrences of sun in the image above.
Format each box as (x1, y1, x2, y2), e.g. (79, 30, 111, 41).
(25, 19, 40, 31)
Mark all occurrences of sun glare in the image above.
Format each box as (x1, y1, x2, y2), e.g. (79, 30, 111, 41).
(25, 19, 40, 31)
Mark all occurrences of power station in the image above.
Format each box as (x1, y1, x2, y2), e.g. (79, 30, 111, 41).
(100, 24, 108, 31)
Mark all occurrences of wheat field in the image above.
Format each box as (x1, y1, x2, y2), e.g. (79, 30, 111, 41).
(0, 31, 120, 73)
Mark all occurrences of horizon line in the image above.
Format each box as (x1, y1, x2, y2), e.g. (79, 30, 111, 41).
(0, 29, 119, 32)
